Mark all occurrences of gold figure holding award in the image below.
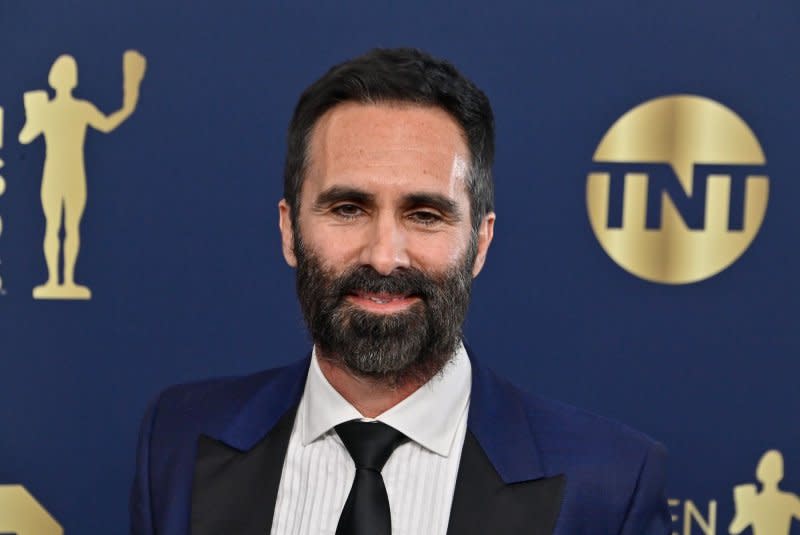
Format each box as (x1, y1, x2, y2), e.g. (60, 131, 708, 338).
(19, 50, 146, 300)
(729, 450, 800, 535)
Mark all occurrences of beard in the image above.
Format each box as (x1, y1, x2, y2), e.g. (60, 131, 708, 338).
(294, 236, 476, 384)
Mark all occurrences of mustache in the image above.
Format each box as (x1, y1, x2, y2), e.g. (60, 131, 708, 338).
(329, 266, 441, 300)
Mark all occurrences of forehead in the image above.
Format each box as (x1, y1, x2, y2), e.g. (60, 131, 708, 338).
(305, 102, 470, 194)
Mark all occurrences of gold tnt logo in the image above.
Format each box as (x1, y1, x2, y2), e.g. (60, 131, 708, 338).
(586, 95, 769, 284)
(0, 485, 62, 534)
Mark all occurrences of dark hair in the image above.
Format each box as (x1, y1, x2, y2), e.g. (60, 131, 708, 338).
(283, 47, 495, 231)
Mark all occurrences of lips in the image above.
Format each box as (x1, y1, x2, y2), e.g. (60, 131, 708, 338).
(354, 292, 412, 304)
(346, 291, 421, 313)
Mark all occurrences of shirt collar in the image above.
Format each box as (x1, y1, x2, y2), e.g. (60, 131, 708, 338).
(300, 343, 471, 457)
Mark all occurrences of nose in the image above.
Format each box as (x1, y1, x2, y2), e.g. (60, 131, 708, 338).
(360, 213, 411, 275)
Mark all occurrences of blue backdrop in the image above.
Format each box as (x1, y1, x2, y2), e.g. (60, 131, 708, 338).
(0, 1, 798, 533)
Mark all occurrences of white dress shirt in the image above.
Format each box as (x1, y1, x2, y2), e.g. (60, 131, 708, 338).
(270, 343, 472, 535)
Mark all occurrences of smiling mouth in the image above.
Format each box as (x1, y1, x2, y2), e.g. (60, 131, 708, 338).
(359, 292, 410, 303)
(346, 292, 421, 312)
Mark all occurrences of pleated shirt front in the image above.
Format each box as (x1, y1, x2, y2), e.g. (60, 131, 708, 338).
(270, 344, 471, 535)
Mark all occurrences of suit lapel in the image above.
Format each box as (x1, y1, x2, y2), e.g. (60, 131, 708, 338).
(188, 357, 308, 534)
(191, 405, 297, 535)
(446, 431, 565, 535)
(465, 348, 545, 483)
(446, 348, 566, 534)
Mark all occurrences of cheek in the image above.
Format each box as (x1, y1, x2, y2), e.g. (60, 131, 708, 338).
(407, 232, 471, 269)
(300, 222, 364, 264)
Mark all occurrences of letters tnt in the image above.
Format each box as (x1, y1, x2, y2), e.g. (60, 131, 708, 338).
(593, 162, 768, 231)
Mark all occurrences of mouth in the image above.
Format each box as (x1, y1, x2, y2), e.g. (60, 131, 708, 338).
(346, 291, 421, 313)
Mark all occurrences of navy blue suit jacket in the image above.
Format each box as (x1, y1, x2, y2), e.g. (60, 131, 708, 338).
(130, 351, 670, 534)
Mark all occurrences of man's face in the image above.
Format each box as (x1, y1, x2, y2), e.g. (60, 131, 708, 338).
(279, 102, 494, 380)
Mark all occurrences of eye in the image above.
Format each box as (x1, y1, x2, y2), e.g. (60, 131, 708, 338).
(332, 204, 364, 219)
(409, 210, 443, 226)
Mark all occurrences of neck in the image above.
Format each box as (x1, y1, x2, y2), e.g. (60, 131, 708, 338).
(317, 354, 430, 418)
(761, 482, 779, 492)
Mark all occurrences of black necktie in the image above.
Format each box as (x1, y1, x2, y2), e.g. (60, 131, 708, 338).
(335, 420, 408, 535)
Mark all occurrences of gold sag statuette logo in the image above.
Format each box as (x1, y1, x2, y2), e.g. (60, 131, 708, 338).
(586, 95, 769, 284)
(729, 450, 800, 535)
(0, 485, 62, 534)
(19, 50, 147, 300)
(668, 449, 799, 535)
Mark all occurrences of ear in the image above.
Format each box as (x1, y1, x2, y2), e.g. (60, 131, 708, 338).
(471, 212, 495, 278)
(278, 199, 298, 268)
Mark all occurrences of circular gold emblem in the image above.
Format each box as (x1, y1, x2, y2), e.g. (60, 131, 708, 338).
(587, 95, 769, 284)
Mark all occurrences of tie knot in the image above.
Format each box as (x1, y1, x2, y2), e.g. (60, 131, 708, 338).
(335, 420, 407, 471)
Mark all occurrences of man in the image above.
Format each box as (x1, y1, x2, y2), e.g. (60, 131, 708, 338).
(130, 48, 669, 535)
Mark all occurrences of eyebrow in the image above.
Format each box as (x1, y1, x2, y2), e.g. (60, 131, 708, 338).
(314, 186, 375, 208)
(403, 193, 462, 221)
(313, 186, 463, 221)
